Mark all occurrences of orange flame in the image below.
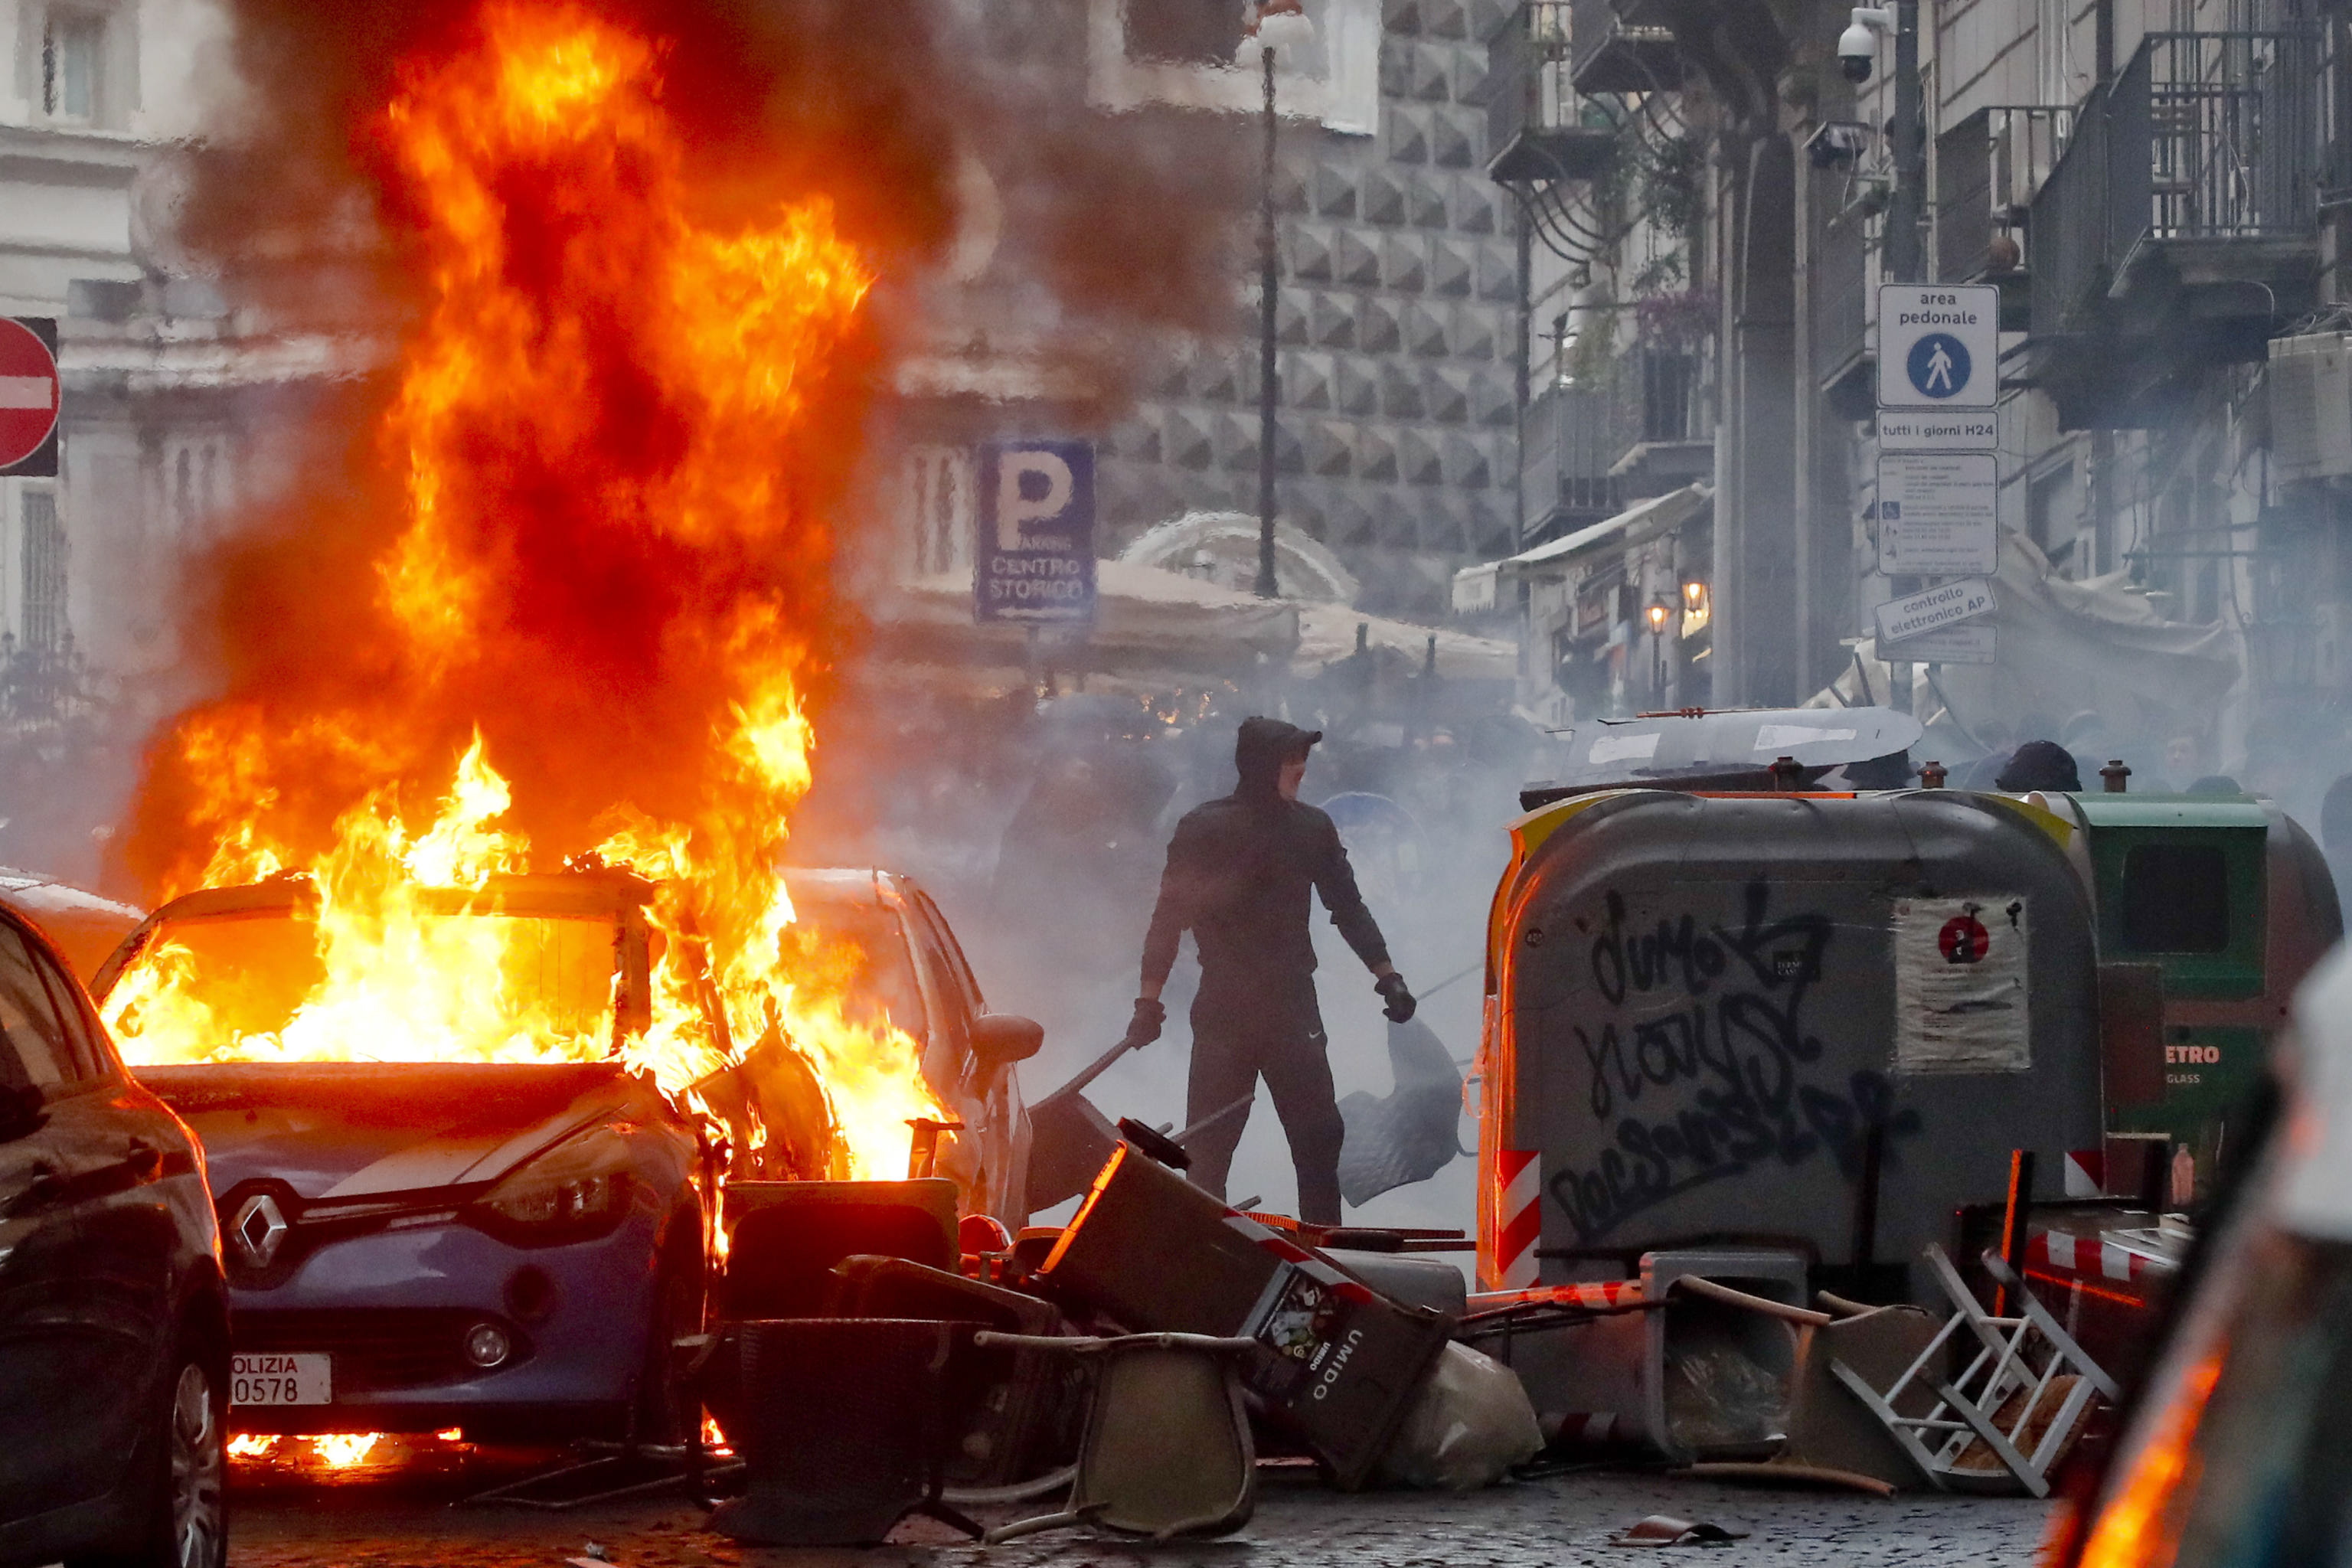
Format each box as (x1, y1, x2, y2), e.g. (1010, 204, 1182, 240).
(2072, 1348, 2224, 1568)
(312, 1433, 384, 1469)
(108, 2, 944, 1180)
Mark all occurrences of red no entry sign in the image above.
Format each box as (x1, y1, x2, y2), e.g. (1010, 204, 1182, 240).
(0, 318, 60, 475)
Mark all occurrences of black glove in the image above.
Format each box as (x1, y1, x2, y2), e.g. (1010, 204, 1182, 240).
(1122, 996, 1166, 1050)
(1376, 972, 1416, 1023)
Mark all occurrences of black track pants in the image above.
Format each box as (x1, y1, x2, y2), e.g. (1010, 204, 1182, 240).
(1184, 977, 1344, 1225)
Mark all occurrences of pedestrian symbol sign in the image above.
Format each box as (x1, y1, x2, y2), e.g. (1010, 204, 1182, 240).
(1877, 285, 1998, 410)
(1908, 333, 1969, 399)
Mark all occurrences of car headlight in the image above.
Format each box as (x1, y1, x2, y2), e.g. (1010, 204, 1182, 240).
(471, 1122, 639, 1245)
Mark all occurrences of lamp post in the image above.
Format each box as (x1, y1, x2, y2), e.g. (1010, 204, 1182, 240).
(1247, 1, 1313, 599)
(1842, 4, 1924, 283)
(1645, 598, 1672, 704)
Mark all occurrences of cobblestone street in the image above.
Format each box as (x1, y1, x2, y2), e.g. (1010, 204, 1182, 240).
(227, 1452, 2056, 1568)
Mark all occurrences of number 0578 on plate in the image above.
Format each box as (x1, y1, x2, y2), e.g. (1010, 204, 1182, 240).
(231, 1352, 331, 1406)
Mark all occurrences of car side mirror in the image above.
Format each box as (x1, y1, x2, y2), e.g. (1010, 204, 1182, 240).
(970, 1013, 1045, 1067)
(0, 1083, 46, 1143)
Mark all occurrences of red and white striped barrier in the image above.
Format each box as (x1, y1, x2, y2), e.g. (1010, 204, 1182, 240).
(2027, 1224, 2178, 1286)
(1466, 1278, 1642, 1314)
(1550, 1413, 1622, 1448)
(1493, 1147, 1543, 1289)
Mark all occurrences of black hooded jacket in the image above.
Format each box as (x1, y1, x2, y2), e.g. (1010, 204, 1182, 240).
(1140, 718, 1391, 996)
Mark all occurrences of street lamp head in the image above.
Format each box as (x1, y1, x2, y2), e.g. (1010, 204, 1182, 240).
(1645, 599, 1671, 634)
(1683, 580, 1707, 609)
(1250, 0, 1316, 60)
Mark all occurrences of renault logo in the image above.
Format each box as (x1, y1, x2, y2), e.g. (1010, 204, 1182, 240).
(230, 1192, 289, 1267)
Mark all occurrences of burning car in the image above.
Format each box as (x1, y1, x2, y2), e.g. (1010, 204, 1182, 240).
(92, 869, 712, 1442)
(87, 860, 1036, 1441)
(771, 868, 1039, 1222)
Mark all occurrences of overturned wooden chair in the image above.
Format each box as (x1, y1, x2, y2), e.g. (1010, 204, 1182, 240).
(1826, 1246, 2118, 1498)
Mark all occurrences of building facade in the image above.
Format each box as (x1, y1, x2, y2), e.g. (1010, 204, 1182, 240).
(1479, 0, 2352, 806)
(888, 0, 1529, 624)
(0, 0, 269, 682)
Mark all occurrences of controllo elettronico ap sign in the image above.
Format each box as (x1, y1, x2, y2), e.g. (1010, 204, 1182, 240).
(0, 318, 60, 478)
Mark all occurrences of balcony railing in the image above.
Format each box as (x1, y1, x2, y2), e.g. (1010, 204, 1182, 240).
(1485, 2, 1618, 184)
(1522, 379, 1627, 542)
(1568, 0, 1682, 94)
(1522, 344, 1709, 541)
(2032, 31, 2320, 338)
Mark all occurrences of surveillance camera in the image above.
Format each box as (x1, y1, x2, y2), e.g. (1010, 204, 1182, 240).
(1838, 21, 1877, 81)
(1805, 120, 1871, 169)
(1839, 7, 1892, 81)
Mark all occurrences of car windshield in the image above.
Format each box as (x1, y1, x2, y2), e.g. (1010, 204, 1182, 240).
(779, 898, 925, 1042)
(106, 905, 621, 1067)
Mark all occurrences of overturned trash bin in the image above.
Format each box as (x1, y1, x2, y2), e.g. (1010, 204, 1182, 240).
(718, 1178, 959, 1318)
(1462, 1248, 1809, 1465)
(1036, 1138, 1452, 1488)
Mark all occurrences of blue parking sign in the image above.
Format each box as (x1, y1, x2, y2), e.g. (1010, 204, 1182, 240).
(976, 439, 1096, 625)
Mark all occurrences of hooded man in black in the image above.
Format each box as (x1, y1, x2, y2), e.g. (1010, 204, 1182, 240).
(1122, 717, 1414, 1223)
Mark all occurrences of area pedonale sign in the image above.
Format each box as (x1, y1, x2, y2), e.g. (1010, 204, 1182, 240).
(0, 318, 60, 478)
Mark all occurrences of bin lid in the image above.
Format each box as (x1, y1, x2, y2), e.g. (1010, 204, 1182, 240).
(1523, 707, 1923, 802)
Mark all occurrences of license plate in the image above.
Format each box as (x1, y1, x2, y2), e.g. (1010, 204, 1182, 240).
(231, 1353, 332, 1406)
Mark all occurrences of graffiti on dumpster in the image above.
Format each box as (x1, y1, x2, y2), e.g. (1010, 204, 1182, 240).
(1547, 882, 1922, 1244)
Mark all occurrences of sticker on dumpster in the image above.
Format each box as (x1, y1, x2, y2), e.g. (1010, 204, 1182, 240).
(1894, 897, 2029, 1073)
(1938, 913, 1990, 963)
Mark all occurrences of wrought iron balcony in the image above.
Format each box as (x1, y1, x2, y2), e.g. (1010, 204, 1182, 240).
(1522, 378, 1626, 544)
(2027, 31, 2323, 423)
(1568, 0, 1683, 95)
(1485, 2, 1617, 185)
(1522, 344, 1709, 543)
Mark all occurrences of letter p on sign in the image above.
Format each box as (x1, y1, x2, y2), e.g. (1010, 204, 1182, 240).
(995, 448, 1074, 549)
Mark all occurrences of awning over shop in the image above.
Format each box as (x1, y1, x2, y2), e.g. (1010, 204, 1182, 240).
(871, 560, 1516, 684)
(873, 560, 1298, 678)
(1808, 529, 2241, 748)
(1296, 600, 1517, 681)
(1485, 482, 1712, 581)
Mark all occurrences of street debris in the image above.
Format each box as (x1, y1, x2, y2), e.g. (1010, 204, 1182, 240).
(1607, 1514, 1753, 1547)
(704, 1318, 983, 1547)
(1031, 1138, 1454, 1488)
(659, 1130, 1504, 1545)
(1376, 1341, 1544, 1490)
(975, 1331, 1259, 1544)
(1826, 1248, 2117, 1498)
(1337, 1014, 1467, 1207)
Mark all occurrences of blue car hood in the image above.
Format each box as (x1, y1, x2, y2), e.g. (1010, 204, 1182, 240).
(136, 1061, 656, 1203)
